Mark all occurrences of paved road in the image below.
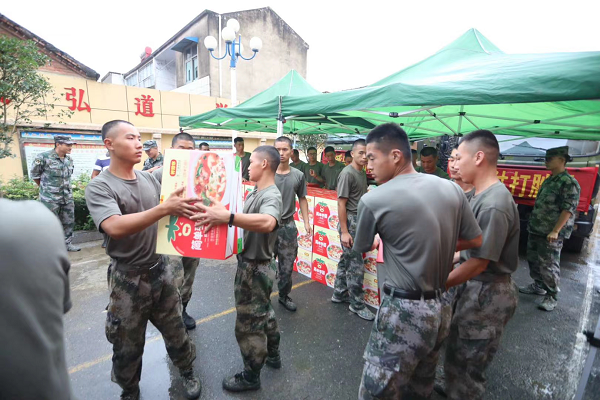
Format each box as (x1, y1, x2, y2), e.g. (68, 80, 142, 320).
(64, 235, 600, 400)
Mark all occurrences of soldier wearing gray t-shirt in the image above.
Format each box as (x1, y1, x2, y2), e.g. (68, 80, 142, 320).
(321, 146, 346, 190)
(84, 120, 202, 400)
(274, 136, 312, 312)
(444, 130, 520, 400)
(353, 123, 482, 400)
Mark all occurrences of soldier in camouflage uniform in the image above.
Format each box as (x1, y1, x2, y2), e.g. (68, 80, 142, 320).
(152, 132, 200, 330)
(274, 136, 312, 312)
(332, 139, 375, 321)
(142, 140, 164, 172)
(352, 123, 482, 399)
(86, 120, 201, 400)
(30, 135, 80, 252)
(520, 146, 581, 312)
(193, 146, 283, 392)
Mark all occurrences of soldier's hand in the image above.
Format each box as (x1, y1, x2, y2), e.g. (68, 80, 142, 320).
(547, 231, 559, 242)
(304, 221, 312, 237)
(191, 197, 230, 233)
(162, 187, 198, 218)
(309, 169, 316, 177)
(341, 232, 353, 248)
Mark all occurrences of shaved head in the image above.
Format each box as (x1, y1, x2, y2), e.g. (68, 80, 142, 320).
(254, 145, 280, 173)
(459, 130, 499, 167)
(101, 120, 133, 140)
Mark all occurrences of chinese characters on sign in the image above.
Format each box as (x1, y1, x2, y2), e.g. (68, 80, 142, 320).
(497, 168, 548, 199)
(64, 87, 91, 112)
(134, 95, 155, 117)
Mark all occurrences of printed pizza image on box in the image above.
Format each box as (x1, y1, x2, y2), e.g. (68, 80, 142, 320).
(157, 149, 240, 260)
(243, 182, 255, 201)
(363, 249, 378, 275)
(294, 195, 314, 225)
(294, 248, 313, 278)
(312, 228, 343, 262)
(312, 256, 338, 288)
(296, 221, 313, 252)
(313, 198, 339, 231)
(363, 272, 380, 308)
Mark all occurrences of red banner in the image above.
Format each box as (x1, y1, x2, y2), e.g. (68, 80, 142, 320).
(497, 165, 598, 212)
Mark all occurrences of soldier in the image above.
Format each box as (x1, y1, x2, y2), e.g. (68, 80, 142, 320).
(416, 147, 450, 179)
(304, 146, 325, 186)
(321, 146, 346, 190)
(444, 130, 520, 400)
(519, 146, 581, 311)
(291, 149, 307, 171)
(142, 140, 163, 172)
(354, 123, 482, 399)
(448, 145, 475, 200)
(199, 142, 210, 151)
(30, 135, 80, 252)
(274, 136, 312, 312)
(344, 150, 353, 166)
(411, 148, 418, 169)
(234, 137, 251, 181)
(152, 132, 199, 330)
(192, 146, 283, 392)
(85, 120, 201, 400)
(331, 139, 375, 321)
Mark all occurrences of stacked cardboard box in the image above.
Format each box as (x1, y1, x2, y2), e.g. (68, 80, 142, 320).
(156, 150, 242, 260)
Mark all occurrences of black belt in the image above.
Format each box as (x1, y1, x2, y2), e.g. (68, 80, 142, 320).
(114, 257, 163, 274)
(383, 284, 444, 300)
(281, 216, 295, 224)
(471, 273, 511, 283)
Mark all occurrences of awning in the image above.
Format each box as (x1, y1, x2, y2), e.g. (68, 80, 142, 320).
(171, 37, 199, 52)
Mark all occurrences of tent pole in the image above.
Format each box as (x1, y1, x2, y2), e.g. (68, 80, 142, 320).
(277, 95, 284, 136)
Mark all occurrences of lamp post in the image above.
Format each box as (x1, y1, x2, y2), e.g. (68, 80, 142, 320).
(204, 19, 263, 148)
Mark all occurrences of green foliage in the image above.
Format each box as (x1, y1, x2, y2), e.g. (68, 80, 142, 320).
(0, 174, 95, 231)
(286, 133, 328, 158)
(0, 36, 72, 159)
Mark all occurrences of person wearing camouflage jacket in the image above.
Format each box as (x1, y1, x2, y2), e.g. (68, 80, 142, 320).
(142, 140, 164, 171)
(520, 146, 581, 312)
(30, 135, 80, 252)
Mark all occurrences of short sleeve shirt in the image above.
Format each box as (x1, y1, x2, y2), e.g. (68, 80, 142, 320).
(238, 152, 251, 180)
(152, 166, 164, 184)
(94, 153, 111, 172)
(461, 182, 520, 275)
(321, 161, 346, 190)
(275, 168, 307, 220)
(529, 171, 581, 239)
(142, 152, 164, 171)
(304, 162, 324, 186)
(416, 166, 450, 179)
(242, 185, 283, 260)
(0, 199, 73, 400)
(291, 161, 307, 173)
(30, 149, 74, 203)
(337, 165, 368, 214)
(85, 170, 162, 266)
(353, 174, 481, 291)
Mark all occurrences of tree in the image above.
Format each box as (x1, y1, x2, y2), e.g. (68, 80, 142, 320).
(0, 36, 71, 159)
(286, 133, 328, 158)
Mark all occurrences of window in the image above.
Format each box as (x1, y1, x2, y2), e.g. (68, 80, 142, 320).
(125, 72, 138, 87)
(138, 62, 155, 88)
(185, 45, 198, 83)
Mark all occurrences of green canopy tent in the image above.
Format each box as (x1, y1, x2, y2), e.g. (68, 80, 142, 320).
(180, 70, 376, 136)
(278, 29, 600, 140)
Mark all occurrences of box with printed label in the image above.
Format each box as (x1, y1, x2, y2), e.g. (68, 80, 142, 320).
(296, 221, 313, 252)
(294, 248, 313, 278)
(294, 195, 314, 225)
(363, 249, 378, 276)
(363, 272, 380, 308)
(243, 183, 255, 201)
(313, 197, 339, 231)
(312, 227, 343, 263)
(156, 149, 240, 260)
(311, 256, 338, 288)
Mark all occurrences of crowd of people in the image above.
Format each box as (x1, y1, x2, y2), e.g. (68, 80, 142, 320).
(0, 120, 581, 400)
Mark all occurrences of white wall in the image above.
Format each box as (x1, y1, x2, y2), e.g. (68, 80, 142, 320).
(155, 59, 177, 91)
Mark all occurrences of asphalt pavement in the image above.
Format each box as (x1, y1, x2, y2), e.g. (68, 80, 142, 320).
(64, 234, 600, 400)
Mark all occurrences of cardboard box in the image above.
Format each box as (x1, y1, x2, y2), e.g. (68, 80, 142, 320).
(363, 273, 381, 309)
(363, 249, 378, 276)
(156, 149, 240, 260)
(243, 183, 255, 201)
(294, 195, 314, 225)
(311, 256, 338, 288)
(296, 221, 313, 252)
(294, 248, 313, 278)
(313, 227, 343, 263)
(313, 197, 339, 231)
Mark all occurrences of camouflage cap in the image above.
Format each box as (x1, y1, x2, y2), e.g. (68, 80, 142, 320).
(143, 140, 158, 151)
(54, 135, 76, 145)
(536, 146, 572, 162)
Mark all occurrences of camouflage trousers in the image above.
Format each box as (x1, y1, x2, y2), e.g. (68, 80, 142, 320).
(105, 256, 196, 392)
(359, 294, 451, 400)
(234, 255, 280, 375)
(274, 218, 298, 298)
(41, 200, 74, 245)
(167, 256, 200, 305)
(334, 212, 366, 309)
(444, 278, 518, 400)
(527, 233, 562, 300)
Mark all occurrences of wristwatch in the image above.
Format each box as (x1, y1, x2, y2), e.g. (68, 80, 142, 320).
(229, 213, 235, 227)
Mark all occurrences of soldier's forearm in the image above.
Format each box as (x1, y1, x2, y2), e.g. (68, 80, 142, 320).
(446, 257, 489, 289)
(338, 200, 348, 234)
(552, 210, 573, 234)
(299, 197, 310, 223)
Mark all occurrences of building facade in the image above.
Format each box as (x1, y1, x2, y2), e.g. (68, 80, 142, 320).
(109, 7, 309, 103)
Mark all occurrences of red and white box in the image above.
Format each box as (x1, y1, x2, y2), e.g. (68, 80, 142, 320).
(294, 248, 313, 278)
(311, 256, 338, 288)
(363, 272, 380, 308)
(312, 227, 343, 263)
(313, 197, 339, 231)
(296, 221, 313, 252)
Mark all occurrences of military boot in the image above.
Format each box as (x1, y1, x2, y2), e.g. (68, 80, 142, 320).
(182, 302, 196, 330)
(120, 387, 140, 400)
(278, 295, 297, 312)
(222, 371, 261, 392)
(180, 368, 202, 399)
(265, 351, 282, 369)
